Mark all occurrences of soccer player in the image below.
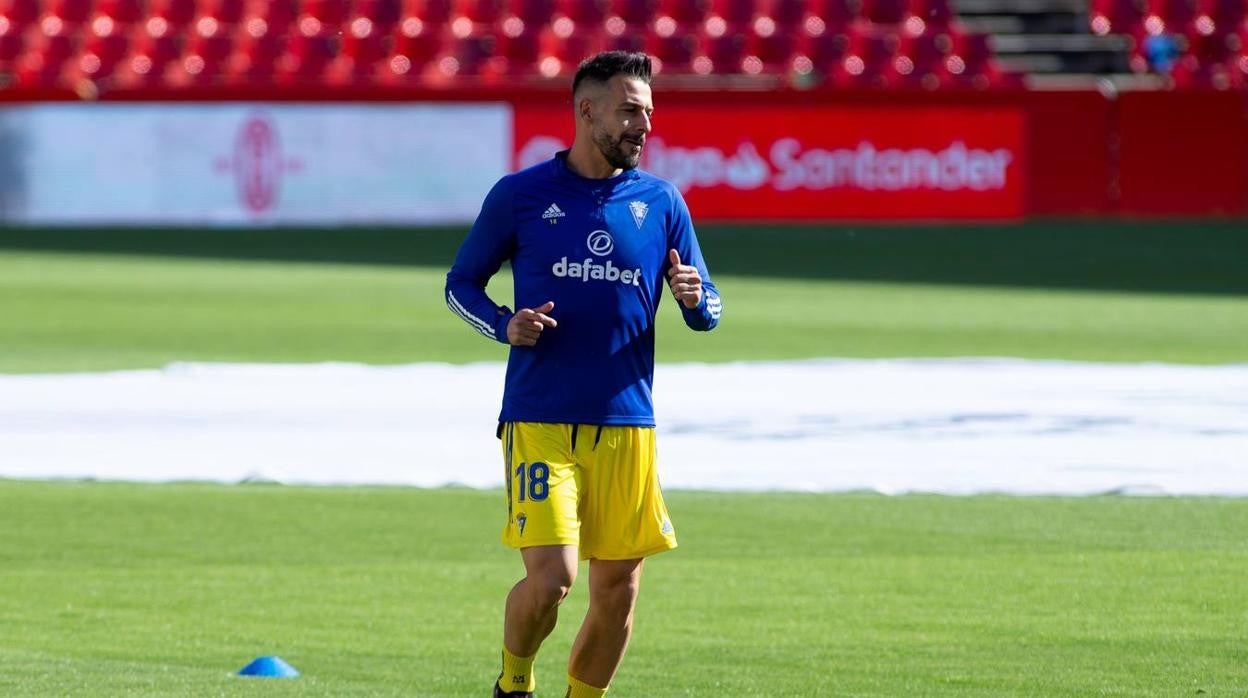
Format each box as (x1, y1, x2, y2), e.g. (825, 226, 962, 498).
(445, 51, 722, 697)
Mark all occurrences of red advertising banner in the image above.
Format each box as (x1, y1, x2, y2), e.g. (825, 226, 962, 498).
(514, 104, 1026, 221)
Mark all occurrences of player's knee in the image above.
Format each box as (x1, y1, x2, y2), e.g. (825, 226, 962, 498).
(593, 574, 641, 623)
(528, 572, 574, 611)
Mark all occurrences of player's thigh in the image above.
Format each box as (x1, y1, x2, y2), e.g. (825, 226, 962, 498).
(579, 426, 677, 561)
(500, 422, 581, 550)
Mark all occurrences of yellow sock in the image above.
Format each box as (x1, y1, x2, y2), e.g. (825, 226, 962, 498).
(499, 646, 536, 693)
(566, 673, 608, 698)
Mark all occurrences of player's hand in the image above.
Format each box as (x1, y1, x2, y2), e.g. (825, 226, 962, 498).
(507, 301, 557, 346)
(666, 249, 703, 309)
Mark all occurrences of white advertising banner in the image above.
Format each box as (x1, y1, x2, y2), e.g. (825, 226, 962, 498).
(0, 103, 510, 225)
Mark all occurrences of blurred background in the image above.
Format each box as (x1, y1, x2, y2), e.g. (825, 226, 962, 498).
(0, 0, 1245, 484)
(2, 6, 1248, 695)
(1, 0, 1246, 224)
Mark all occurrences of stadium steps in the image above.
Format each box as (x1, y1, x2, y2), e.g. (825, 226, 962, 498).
(955, 0, 1135, 76)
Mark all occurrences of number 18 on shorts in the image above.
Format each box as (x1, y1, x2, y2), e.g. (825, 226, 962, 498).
(501, 422, 677, 561)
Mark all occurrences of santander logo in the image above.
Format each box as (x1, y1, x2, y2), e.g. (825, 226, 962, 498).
(516, 135, 1013, 194)
(213, 112, 304, 214)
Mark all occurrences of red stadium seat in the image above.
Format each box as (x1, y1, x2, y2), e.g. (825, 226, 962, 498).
(506, 0, 556, 22)
(45, 0, 92, 24)
(82, 15, 130, 64)
(70, 39, 130, 82)
(833, 26, 899, 87)
(302, 0, 350, 24)
(745, 15, 794, 68)
(608, 0, 656, 24)
(698, 16, 747, 72)
(1169, 21, 1238, 88)
(375, 51, 420, 82)
(391, 13, 441, 63)
(945, 31, 1017, 88)
(243, 0, 297, 26)
(555, 0, 608, 23)
(456, 0, 505, 22)
(494, 14, 541, 73)
(0, 14, 24, 70)
(226, 15, 284, 80)
(149, 0, 198, 27)
(196, 0, 245, 24)
(1088, 0, 1146, 34)
(326, 15, 385, 82)
(187, 16, 234, 62)
(1194, 0, 1245, 33)
(646, 15, 699, 72)
(600, 15, 646, 52)
(95, 0, 143, 24)
(1143, 0, 1197, 34)
(404, 0, 454, 23)
(1231, 27, 1248, 85)
(861, 0, 907, 24)
(655, 0, 708, 23)
(377, 12, 440, 82)
(13, 50, 69, 86)
(275, 15, 337, 81)
(808, 0, 856, 26)
(341, 15, 387, 61)
(133, 16, 183, 58)
(708, 0, 753, 23)
(895, 29, 952, 87)
(354, 0, 402, 26)
(114, 29, 180, 87)
(792, 16, 850, 70)
(758, 0, 806, 26)
(29, 15, 78, 64)
(1, 0, 39, 23)
(429, 29, 497, 80)
(1179, 16, 1238, 62)
(120, 15, 182, 81)
(903, 0, 954, 34)
(1169, 61, 1235, 88)
(165, 15, 237, 85)
(537, 16, 599, 74)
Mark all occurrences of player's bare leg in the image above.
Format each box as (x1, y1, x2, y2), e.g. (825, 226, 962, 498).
(506, 545, 578, 653)
(567, 558, 645, 692)
(497, 545, 578, 696)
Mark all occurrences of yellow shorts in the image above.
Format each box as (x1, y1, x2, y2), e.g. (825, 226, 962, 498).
(499, 422, 677, 561)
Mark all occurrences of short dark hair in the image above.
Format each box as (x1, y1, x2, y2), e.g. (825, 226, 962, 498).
(572, 51, 652, 95)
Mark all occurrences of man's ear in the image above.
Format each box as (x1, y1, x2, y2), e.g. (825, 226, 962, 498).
(578, 96, 594, 124)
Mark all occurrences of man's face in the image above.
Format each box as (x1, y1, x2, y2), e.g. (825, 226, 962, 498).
(589, 76, 654, 171)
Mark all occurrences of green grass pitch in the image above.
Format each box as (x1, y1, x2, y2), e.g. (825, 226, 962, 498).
(0, 221, 1245, 372)
(2, 481, 1246, 697)
(1, 222, 1246, 695)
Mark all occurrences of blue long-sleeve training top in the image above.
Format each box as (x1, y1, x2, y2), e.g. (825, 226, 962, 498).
(445, 150, 722, 427)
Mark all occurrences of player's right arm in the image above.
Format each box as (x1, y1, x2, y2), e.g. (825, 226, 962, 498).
(445, 178, 558, 346)
(445, 178, 518, 344)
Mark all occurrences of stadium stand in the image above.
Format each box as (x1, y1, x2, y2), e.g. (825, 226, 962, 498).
(0, 0, 1034, 90)
(1, 0, 1242, 91)
(1091, 0, 1248, 88)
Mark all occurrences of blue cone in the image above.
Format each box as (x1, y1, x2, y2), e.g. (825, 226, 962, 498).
(238, 655, 300, 678)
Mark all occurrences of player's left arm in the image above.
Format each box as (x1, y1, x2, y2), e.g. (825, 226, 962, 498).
(664, 191, 721, 332)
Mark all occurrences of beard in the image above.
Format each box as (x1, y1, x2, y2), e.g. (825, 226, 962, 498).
(593, 128, 643, 171)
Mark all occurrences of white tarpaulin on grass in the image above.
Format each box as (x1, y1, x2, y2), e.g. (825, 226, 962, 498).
(2, 359, 1246, 495)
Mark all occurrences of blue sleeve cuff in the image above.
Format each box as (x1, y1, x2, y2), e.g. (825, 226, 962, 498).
(492, 307, 514, 345)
